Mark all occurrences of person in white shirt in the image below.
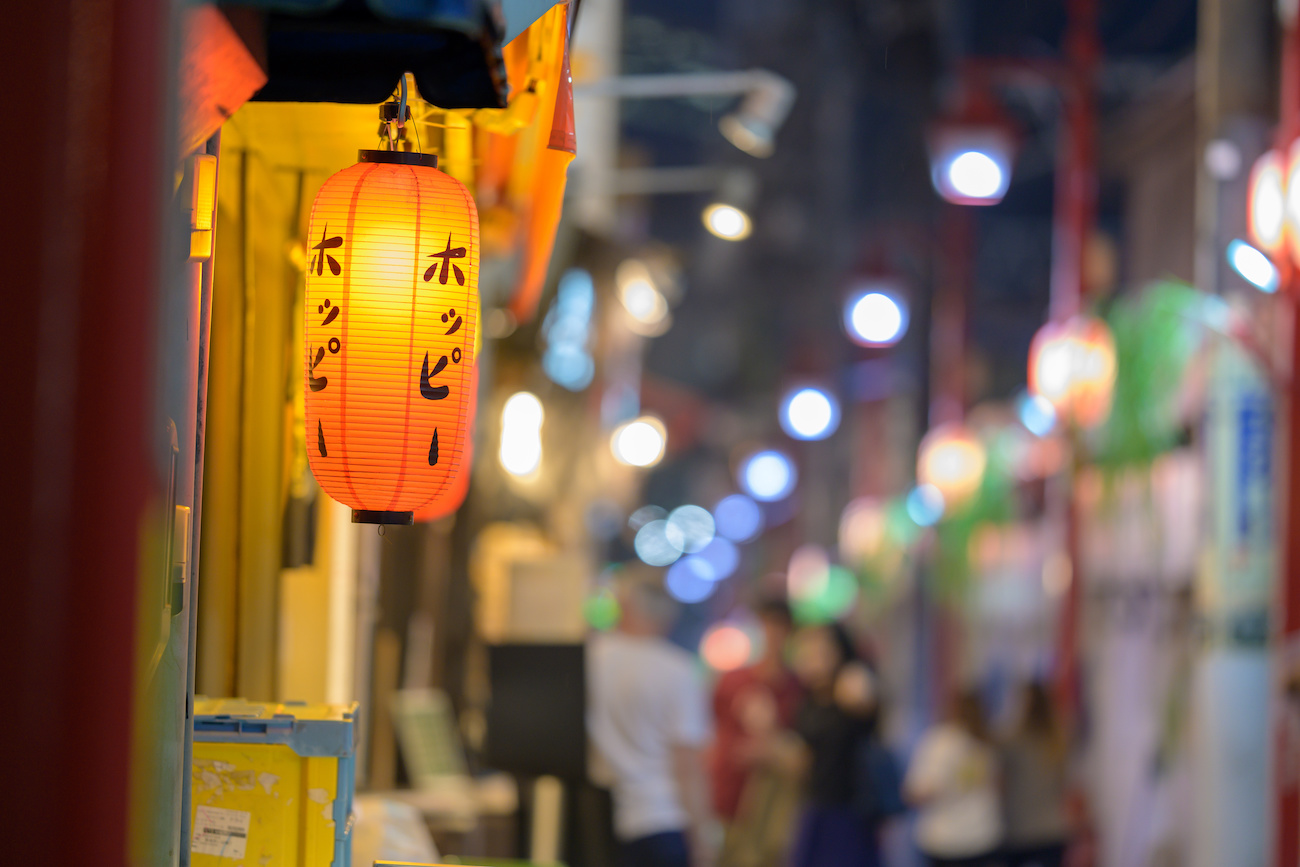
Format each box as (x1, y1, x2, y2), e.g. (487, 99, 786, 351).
(903, 689, 1003, 867)
(588, 568, 716, 867)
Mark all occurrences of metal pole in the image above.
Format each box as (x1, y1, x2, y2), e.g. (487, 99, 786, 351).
(180, 129, 221, 867)
(573, 70, 789, 99)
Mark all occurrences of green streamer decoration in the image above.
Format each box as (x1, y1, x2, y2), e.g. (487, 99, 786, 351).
(1090, 280, 1202, 471)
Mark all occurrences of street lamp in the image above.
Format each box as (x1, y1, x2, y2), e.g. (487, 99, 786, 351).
(930, 133, 1015, 205)
(928, 88, 1017, 206)
(738, 449, 796, 502)
(718, 70, 797, 158)
(702, 203, 752, 240)
(703, 168, 757, 241)
(844, 287, 908, 346)
(780, 386, 840, 441)
(576, 70, 797, 158)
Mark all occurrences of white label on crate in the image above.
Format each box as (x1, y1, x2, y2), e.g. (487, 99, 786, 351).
(191, 805, 251, 860)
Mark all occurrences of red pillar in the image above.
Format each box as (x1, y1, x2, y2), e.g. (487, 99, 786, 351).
(1050, 0, 1099, 722)
(0, 0, 170, 862)
(1276, 11, 1300, 864)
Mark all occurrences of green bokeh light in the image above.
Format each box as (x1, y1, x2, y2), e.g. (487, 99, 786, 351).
(792, 565, 859, 624)
(584, 588, 621, 631)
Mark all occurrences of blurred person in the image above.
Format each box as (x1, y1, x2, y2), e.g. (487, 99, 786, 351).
(710, 600, 803, 820)
(710, 600, 804, 867)
(904, 689, 1002, 867)
(999, 681, 1069, 867)
(588, 567, 717, 867)
(788, 623, 885, 867)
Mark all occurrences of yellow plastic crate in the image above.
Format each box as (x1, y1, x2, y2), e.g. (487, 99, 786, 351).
(190, 698, 358, 867)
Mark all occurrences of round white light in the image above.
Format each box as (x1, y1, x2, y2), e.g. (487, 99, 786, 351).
(635, 519, 683, 567)
(947, 150, 1004, 200)
(905, 484, 945, 527)
(1228, 239, 1279, 293)
(667, 505, 716, 554)
(713, 494, 763, 543)
(612, 417, 667, 467)
(1204, 139, 1242, 180)
(503, 391, 542, 426)
(781, 387, 839, 441)
(500, 392, 544, 477)
(740, 450, 797, 502)
(665, 557, 718, 603)
(628, 504, 667, 531)
(622, 278, 668, 323)
(703, 203, 753, 241)
(846, 291, 907, 346)
(616, 260, 670, 333)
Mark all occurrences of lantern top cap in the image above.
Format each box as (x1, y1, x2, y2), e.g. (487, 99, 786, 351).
(358, 149, 438, 169)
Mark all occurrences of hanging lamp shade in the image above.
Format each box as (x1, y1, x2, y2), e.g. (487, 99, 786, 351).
(305, 149, 479, 524)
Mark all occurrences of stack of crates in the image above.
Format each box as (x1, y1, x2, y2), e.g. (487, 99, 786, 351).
(190, 697, 359, 867)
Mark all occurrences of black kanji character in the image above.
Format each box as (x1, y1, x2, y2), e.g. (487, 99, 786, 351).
(309, 345, 328, 391)
(428, 429, 439, 466)
(420, 352, 450, 400)
(440, 307, 463, 335)
(310, 226, 343, 276)
(424, 234, 466, 285)
(318, 298, 340, 327)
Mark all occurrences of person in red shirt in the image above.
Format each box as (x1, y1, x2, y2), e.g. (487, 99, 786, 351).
(709, 599, 804, 823)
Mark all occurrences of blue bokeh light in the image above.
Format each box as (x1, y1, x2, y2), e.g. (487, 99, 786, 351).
(1018, 393, 1057, 438)
(1227, 239, 1279, 293)
(696, 537, 739, 581)
(740, 450, 797, 502)
(905, 484, 945, 527)
(713, 494, 763, 543)
(665, 557, 718, 603)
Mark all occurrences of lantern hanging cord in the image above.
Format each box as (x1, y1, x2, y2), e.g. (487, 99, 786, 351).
(398, 75, 408, 134)
(394, 73, 423, 154)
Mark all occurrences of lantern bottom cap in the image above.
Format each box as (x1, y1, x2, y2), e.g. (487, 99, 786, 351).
(352, 509, 415, 525)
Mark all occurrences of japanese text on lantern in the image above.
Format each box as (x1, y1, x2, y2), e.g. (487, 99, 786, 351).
(304, 157, 479, 515)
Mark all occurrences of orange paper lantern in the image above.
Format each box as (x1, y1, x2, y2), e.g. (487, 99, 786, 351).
(1248, 148, 1285, 257)
(305, 150, 479, 523)
(1027, 314, 1116, 430)
(917, 423, 987, 506)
